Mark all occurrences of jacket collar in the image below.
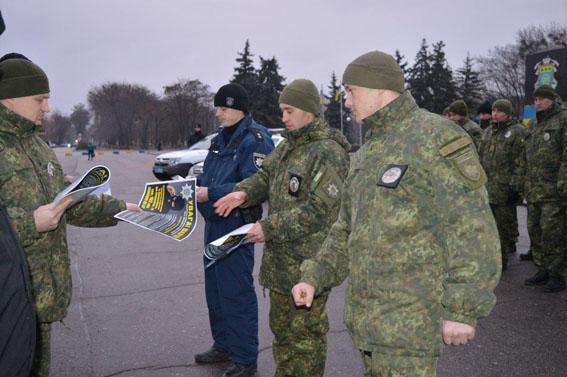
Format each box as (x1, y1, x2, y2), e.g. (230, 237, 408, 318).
(282, 117, 327, 147)
(0, 103, 38, 137)
(536, 101, 565, 122)
(362, 91, 418, 138)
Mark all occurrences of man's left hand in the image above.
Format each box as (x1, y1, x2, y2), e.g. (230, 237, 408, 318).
(196, 187, 209, 203)
(442, 320, 475, 345)
(246, 222, 265, 243)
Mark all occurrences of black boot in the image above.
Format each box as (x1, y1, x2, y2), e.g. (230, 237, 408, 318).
(543, 276, 566, 293)
(520, 249, 533, 261)
(194, 347, 231, 364)
(222, 362, 257, 377)
(524, 271, 549, 286)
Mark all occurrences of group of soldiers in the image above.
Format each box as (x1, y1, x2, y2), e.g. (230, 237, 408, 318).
(443, 88, 566, 292)
(0, 45, 563, 377)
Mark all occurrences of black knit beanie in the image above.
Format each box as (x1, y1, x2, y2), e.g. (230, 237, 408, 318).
(477, 100, 492, 115)
(214, 83, 249, 112)
(0, 57, 50, 100)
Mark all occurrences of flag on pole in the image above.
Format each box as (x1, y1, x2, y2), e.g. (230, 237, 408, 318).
(334, 89, 342, 102)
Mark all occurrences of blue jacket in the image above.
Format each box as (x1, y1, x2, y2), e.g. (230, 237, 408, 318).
(197, 113, 274, 242)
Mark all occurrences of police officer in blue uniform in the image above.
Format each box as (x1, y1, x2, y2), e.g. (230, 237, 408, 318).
(195, 83, 274, 377)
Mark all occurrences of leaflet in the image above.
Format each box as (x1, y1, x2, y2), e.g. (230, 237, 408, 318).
(53, 165, 111, 204)
(114, 178, 197, 242)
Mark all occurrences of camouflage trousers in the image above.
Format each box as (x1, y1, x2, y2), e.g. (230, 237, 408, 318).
(490, 204, 518, 266)
(30, 322, 51, 377)
(527, 201, 567, 277)
(269, 289, 329, 377)
(360, 351, 437, 377)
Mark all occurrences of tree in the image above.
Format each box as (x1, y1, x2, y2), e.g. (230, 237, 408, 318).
(88, 82, 158, 147)
(70, 103, 91, 141)
(394, 49, 409, 78)
(407, 39, 433, 110)
(255, 56, 286, 128)
(231, 40, 259, 98)
(428, 41, 458, 114)
(44, 111, 73, 145)
(323, 72, 355, 144)
(455, 53, 484, 111)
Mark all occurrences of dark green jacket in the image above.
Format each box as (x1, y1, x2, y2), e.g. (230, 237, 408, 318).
(456, 118, 483, 150)
(0, 105, 126, 323)
(521, 102, 567, 202)
(236, 119, 350, 293)
(479, 118, 528, 204)
(301, 92, 500, 357)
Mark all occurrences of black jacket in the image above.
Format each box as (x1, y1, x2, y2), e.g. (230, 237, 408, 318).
(0, 201, 35, 377)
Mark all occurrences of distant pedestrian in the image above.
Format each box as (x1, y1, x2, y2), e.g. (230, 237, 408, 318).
(87, 142, 95, 160)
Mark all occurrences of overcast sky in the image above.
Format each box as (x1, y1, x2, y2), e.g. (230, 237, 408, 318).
(1, 0, 566, 114)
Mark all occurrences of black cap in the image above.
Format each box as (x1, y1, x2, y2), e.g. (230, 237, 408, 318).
(214, 83, 249, 113)
(477, 100, 492, 115)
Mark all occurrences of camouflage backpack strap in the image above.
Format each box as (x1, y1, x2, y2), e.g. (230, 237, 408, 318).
(439, 136, 486, 190)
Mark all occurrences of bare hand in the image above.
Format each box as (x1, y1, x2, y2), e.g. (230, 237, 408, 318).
(65, 175, 75, 182)
(246, 222, 265, 243)
(442, 320, 475, 345)
(291, 282, 315, 308)
(34, 197, 74, 232)
(196, 187, 209, 203)
(126, 203, 142, 212)
(214, 191, 247, 217)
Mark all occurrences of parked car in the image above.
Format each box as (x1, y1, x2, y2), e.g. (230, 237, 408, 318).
(153, 132, 285, 181)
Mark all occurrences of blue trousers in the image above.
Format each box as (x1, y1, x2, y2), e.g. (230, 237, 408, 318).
(203, 241, 258, 365)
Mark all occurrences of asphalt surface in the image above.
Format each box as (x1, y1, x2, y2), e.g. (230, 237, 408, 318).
(51, 148, 567, 377)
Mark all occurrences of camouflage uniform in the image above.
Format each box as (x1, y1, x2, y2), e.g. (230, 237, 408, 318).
(0, 104, 126, 376)
(236, 119, 350, 377)
(300, 92, 501, 376)
(455, 118, 483, 150)
(479, 118, 528, 267)
(521, 101, 567, 279)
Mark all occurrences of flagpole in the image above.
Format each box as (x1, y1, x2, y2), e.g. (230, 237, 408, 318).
(340, 91, 344, 135)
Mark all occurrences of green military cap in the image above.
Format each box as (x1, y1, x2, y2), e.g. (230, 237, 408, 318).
(279, 79, 321, 116)
(492, 99, 513, 116)
(533, 85, 556, 101)
(0, 58, 49, 100)
(342, 51, 405, 93)
(442, 106, 451, 115)
(448, 100, 468, 117)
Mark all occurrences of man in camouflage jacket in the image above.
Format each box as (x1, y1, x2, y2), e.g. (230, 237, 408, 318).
(478, 99, 528, 270)
(0, 56, 136, 376)
(214, 79, 350, 377)
(292, 51, 501, 377)
(521, 85, 567, 292)
(448, 99, 483, 149)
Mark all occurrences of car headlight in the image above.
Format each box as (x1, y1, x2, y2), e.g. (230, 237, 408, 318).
(188, 161, 204, 176)
(168, 158, 180, 166)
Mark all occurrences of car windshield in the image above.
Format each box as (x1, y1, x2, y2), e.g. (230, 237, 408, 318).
(189, 135, 215, 150)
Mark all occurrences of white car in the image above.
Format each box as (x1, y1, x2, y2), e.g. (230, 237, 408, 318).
(153, 132, 284, 180)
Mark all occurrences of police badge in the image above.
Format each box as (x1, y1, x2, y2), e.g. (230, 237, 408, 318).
(505, 130, 512, 138)
(226, 96, 235, 107)
(377, 164, 408, 188)
(288, 173, 302, 197)
(544, 132, 550, 141)
(47, 161, 55, 177)
(253, 152, 266, 170)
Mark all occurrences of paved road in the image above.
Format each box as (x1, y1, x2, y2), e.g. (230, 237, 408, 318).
(51, 148, 567, 377)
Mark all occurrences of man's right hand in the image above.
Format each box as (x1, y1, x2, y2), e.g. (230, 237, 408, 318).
(291, 282, 315, 308)
(214, 191, 247, 217)
(34, 197, 74, 233)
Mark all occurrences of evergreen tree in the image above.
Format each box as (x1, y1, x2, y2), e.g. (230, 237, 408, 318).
(324, 72, 353, 141)
(429, 41, 458, 114)
(407, 39, 433, 110)
(231, 40, 259, 102)
(456, 53, 485, 111)
(394, 49, 409, 79)
(255, 56, 286, 128)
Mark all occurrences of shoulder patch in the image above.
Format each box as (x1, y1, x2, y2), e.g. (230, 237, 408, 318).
(253, 152, 266, 169)
(439, 137, 471, 157)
